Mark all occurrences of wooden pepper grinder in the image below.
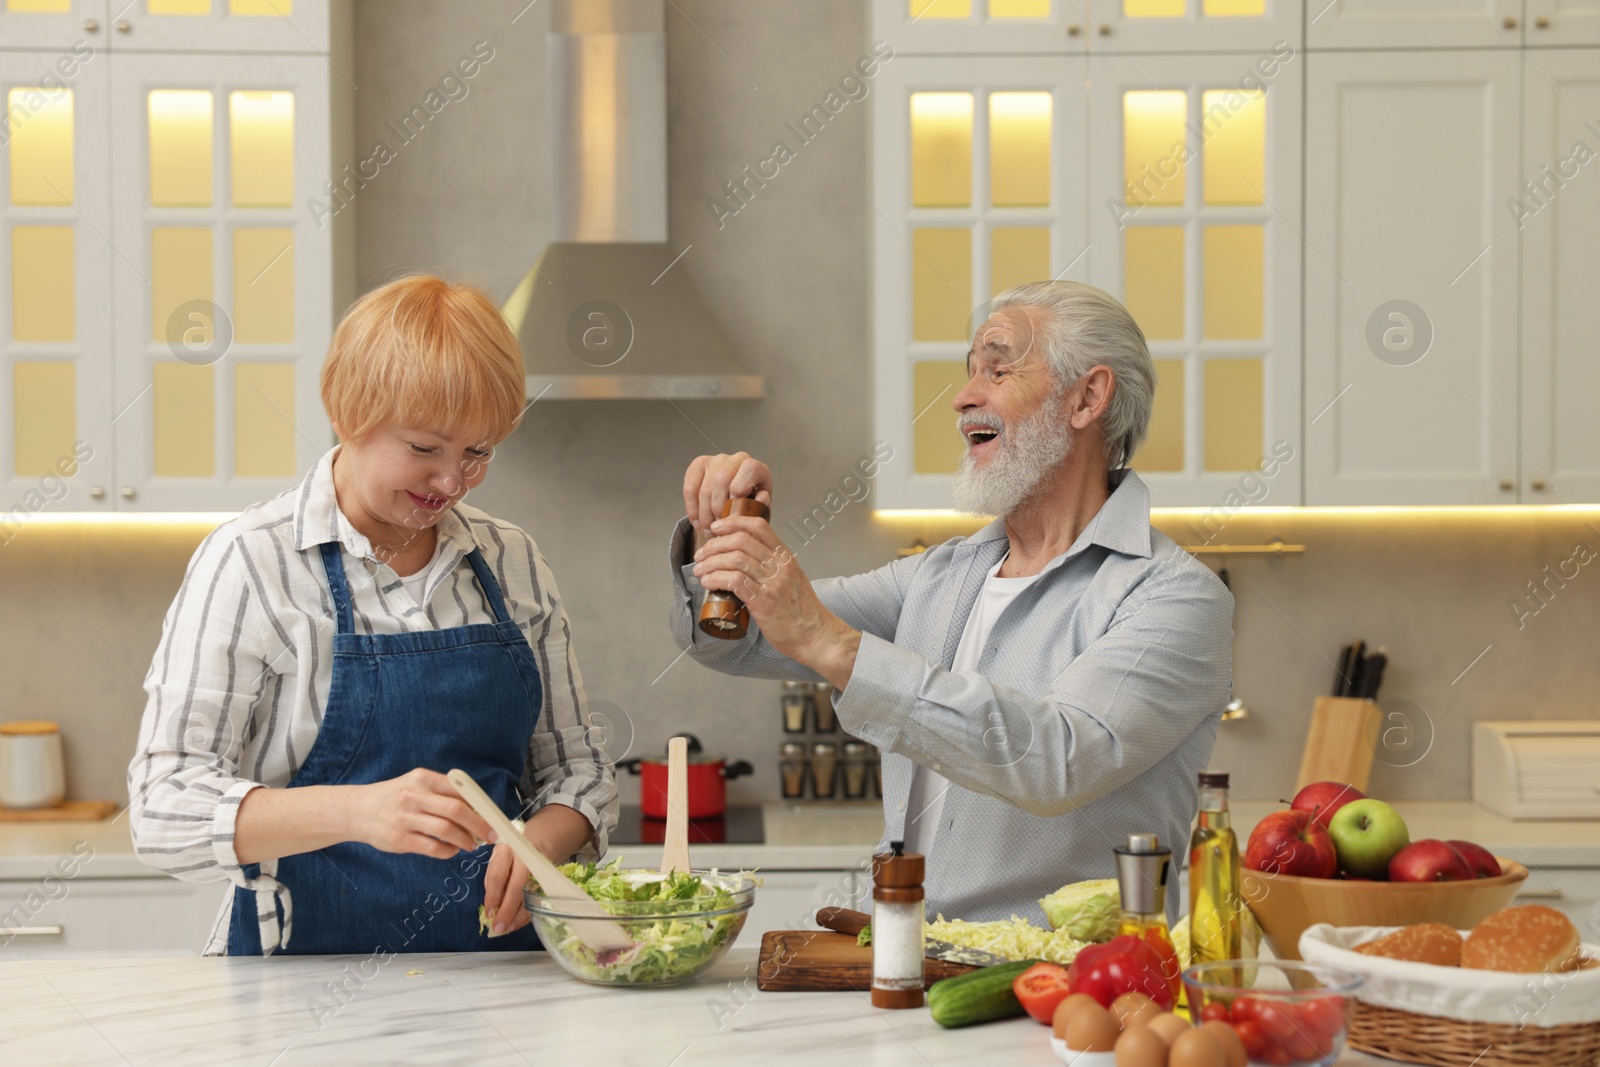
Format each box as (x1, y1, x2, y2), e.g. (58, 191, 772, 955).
(870, 840, 926, 1009)
(697, 497, 772, 640)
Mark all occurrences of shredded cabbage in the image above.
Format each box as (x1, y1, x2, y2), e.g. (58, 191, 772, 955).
(926, 914, 1089, 966)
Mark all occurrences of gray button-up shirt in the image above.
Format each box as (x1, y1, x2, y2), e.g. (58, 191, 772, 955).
(667, 469, 1233, 926)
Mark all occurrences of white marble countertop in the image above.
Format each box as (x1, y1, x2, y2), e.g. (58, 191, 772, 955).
(0, 948, 1405, 1067)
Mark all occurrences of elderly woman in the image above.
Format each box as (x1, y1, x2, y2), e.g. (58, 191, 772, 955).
(128, 275, 616, 955)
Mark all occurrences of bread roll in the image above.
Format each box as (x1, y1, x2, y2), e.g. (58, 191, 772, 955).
(1461, 905, 1581, 973)
(1354, 923, 1463, 966)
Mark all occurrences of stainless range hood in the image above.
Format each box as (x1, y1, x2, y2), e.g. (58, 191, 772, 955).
(502, 0, 763, 401)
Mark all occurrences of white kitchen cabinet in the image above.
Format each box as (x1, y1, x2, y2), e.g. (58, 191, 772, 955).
(737, 870, 862, 948)
(0, 877, 228, 959)
(1306, 0, 1525, 50)
(107, 50, 338, 512)
(1526, 0, 1600, 44)
(0, 0, 107, 50)
(1088, 0, 1301, 56)
(0, 48, 117, 511)
(1087, 50, 1302, 506)
(108, 0, 337, 55)
(1518, 50, 1600, 504)
(1304, 50, 1523, 505)
(1515, 868, 1600, 933)
(872, 0, 1080, 55)
(870, 55, 1089, 510)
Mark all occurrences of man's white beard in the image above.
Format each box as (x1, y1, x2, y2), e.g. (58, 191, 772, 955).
(950, 397, 1074, 518)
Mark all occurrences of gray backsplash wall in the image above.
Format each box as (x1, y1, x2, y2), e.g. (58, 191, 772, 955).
(3, 2, 1595, 811)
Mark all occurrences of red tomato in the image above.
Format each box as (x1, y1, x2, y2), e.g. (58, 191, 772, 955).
(1064, 935, 1177, 1010)
(1199, 1001, 1231, 1024)
(1230, 996, 1263, 1025)
(1233, 1020, 1270, 1059)
(1254, 1001, 1298, 1044)
(1012, 962, 1074, 1025)
(1300, 996, 1347, 1037)
(1263, 1046, 1294, 1066)
(1284, 1028, 1321, 1062)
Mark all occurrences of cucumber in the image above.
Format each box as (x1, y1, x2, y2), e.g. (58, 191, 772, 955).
(927, 959, 1042, 1028)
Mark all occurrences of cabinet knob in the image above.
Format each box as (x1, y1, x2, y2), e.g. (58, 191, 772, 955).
(89, 486, 106, 501)
(120, 486, 136, 500)
(1098, 23, 1112, 36)
(1532, 478, 1548, 491)
(1498, 479, 1514, 492)
(1536, 16, 1551, 28)
(83, 17, 99, 31)
(115, 18, 131, 32)
(1503, 15, 1517, 28)
(1066, 22, 1081, 35)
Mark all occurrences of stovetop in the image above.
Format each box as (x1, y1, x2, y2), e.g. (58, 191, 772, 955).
(608, 804, 764, 846)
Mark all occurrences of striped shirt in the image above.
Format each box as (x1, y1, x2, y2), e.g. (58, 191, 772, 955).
(128, 447, 618, 955)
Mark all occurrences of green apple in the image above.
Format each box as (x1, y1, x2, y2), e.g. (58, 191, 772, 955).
(1327, 799, 1410, 879)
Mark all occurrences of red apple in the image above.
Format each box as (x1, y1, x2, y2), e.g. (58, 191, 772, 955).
(1446, 839, 1502, 879)
(1245, 809, 1339, 879)
(1388, 839, 1474, 883)
(1288, 781, 1366, 830)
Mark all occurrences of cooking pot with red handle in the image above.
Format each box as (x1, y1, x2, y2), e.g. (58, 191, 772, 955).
(619, 734, 753, 819)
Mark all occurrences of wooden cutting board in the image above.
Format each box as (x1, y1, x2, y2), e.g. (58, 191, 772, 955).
(0, 800, 118, 822)
(756, 930, 979, 992)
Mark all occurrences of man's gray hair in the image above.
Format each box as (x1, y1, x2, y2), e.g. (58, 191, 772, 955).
(988, 281, 1156, 468)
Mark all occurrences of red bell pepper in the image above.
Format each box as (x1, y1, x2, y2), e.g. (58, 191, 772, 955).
(1064, 934, 1176, 1010)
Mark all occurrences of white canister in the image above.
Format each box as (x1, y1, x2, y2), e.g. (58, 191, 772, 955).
(0, 720, 66, 809)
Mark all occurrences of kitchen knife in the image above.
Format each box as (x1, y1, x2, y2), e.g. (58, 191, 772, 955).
(1333, 644, 1354, 696)
(1346, 640, 1367, 698)
(815, 907, 1011, 968)
(1359, 648, 1388, 700)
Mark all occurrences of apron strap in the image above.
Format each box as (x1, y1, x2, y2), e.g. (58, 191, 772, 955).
(318, 542, 356, 635)
(463, 548, 514, 625)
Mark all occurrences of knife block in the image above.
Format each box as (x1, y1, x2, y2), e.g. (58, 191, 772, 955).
(1295, 696, 1383, 793)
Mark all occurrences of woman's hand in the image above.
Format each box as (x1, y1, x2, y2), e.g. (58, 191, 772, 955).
(481, 803, 595, 937)
(691, 515, 861, 689)
(682, 453, 773, 535)
(349, 768, 496, 859)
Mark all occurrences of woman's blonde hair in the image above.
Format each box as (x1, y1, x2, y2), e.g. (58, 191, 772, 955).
(320, 274, 525, 445)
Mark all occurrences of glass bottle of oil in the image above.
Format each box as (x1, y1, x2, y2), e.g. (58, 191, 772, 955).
(1188, 770, 1242, 964)
(1114, 832, 1181, 1004)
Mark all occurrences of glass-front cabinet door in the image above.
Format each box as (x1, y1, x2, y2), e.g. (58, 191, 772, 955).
(0, 50, 115, 513)
(1087, 52, 1303, 508)
(0, 0, 107, 50)
(1090, 0, 1301, 54)
(872, 56, 1089, 511)
(109, 52, 331, 512)
(873, 0, 1082, 56)
(108, 0, 333, 54)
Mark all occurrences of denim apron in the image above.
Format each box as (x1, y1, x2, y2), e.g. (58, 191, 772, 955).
(227, 538, 545, 954)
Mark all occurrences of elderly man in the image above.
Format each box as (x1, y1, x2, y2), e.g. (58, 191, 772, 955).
(667, 280, 1232, 924)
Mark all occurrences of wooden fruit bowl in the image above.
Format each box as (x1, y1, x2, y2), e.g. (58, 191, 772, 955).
(1242, 858, 1529, 961)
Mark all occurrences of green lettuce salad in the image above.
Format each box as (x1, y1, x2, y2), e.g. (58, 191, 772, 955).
(503, 860, 755, 985)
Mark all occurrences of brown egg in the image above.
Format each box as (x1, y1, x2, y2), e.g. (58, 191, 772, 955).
(1168, 1028, 1227, 1067)
(1114, 1024, 1170, 1067)
(1146, 1012, 1191, 1046)
(1200, 1021, 1248, 1067)
(1111, 991, 1162, 1030)
(1053, 993, 1105, 1039)
(1064, 1003, 1120, 1053)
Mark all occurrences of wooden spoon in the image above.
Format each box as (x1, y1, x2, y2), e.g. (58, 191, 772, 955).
(446, 768, 633, 953)
(660, 736, 691, 877)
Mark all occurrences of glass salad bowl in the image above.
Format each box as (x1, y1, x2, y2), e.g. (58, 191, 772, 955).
(523, 865, 756, 987)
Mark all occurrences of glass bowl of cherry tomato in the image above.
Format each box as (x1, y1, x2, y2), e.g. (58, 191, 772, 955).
(1182, 961, 1363, 1066)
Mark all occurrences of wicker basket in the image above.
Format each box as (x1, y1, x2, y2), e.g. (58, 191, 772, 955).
(1347, 1000, 1600, 1067)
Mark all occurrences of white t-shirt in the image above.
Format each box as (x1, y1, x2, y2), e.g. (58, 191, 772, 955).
(902, 556, 1041, 856)
(397, 537, 447, 608)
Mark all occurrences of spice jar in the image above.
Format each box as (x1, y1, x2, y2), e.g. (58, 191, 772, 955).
(841, 741, 871, 799)
(779, 741, 807, 800)
(870, 841, 926, 1009)
(809, 742, 838, 799)
(780, 680, 812, 734)
(812, 681, 838, 733)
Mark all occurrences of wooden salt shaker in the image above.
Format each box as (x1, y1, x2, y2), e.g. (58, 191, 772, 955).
(870, 840, 926, 1009)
